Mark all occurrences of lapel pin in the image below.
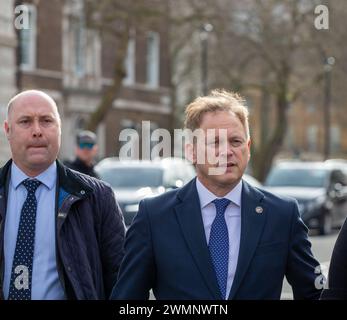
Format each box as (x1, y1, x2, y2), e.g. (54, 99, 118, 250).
(255, 206, 263, 214)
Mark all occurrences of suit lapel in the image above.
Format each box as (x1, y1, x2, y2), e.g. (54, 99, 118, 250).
(228, 181, 266, 299)
(174, 179, 221, 300)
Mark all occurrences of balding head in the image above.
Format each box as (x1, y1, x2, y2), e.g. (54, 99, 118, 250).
(4, 90, 62, 177)
(7, 90, 61, 123)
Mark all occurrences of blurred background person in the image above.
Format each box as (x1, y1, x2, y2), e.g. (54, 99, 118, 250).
(65, 130, 99, 178)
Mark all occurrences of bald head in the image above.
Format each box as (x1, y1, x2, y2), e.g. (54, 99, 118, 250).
(7, 90, 61, 123)
(4, 90, 62, 177)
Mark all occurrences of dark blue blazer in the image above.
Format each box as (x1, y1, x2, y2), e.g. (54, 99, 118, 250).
(111, 178, 322, 300)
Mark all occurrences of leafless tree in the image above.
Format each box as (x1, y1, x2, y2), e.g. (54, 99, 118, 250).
(84, 0, 166, 131)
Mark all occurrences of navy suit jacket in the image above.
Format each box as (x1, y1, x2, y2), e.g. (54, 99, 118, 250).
(111, 178, 322, 300)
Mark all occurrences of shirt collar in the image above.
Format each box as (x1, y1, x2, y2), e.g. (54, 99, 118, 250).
(196, 177, 242, 209)
(11, 161, 57, 190)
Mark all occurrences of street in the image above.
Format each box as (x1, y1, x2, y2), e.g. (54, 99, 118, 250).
(281, 230, 339, 299)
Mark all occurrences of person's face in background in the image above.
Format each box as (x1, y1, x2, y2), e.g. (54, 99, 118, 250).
(76, 142, 98, 166)
(4, 92, 61, 177)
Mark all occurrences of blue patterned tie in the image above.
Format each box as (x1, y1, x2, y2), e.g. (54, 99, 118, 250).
(8, 178, 41, 300)
(209, 198, 230, 300)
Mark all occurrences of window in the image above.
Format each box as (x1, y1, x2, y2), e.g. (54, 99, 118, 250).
(331, 126, 341, 153)
(19, 4, 37, 70)
(307, 104, 316, 114)
(307, 125, 318, 152)
(123, 37, 136, 85)
(75, 116, 87, 130)
(72, 16, 85, 77)
(63, 0, 101, 88)
(146, 32, 160, 87)
(286, 127, 294, 149)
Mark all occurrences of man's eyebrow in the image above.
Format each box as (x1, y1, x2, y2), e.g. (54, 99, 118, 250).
(39, 114, 55, 118)
(15, 114, 56, 121)
(16, 115, 31, 120)
(17, 114, 55, 118)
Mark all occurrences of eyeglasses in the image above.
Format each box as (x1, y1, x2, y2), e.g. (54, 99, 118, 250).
(79, 142, 95, 149)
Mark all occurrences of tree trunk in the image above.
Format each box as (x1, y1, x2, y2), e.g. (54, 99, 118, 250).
(86, 32, 129, 132)
(252, 85, 289, 182)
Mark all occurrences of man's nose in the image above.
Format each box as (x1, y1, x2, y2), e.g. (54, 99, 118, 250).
(227, 142, 235, 155)
(32, 120, 43, 137)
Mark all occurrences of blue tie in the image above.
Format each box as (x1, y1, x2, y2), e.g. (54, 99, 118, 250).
(209, 198, 230, 300)
(8, 178, 41, 300)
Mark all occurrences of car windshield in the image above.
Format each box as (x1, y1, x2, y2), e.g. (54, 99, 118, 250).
(265, 167, 328, 188)
(98, 166, 164, 188)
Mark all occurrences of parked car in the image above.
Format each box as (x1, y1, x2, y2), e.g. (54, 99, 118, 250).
(95, 157, 196, 226)
(264, 161, 347, 235)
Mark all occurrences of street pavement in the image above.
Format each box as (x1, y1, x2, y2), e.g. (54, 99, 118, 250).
(281, 230, 339, 299)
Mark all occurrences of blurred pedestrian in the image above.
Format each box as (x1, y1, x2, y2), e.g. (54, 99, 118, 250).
(0, 90, 125, 300)
(111, 89, 323, 300)
(65, 130, 99, 178)
(321, 218, 347, 299)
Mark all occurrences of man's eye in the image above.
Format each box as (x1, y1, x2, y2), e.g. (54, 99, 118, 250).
(231, 140, 242, 147)
(41, 118, 54, 125)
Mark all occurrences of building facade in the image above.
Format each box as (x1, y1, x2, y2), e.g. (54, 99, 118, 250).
(0, 0, 17, 165)
(15, 0, 172, 161)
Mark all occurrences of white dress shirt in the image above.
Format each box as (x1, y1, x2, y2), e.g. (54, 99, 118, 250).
(196, 178, 242, 299)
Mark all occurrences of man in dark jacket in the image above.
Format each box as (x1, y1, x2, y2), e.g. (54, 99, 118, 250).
(65, 130, 100, 178)
(0, 90, 125, 300)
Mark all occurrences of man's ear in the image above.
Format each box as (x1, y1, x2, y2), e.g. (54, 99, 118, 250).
(247, 139, 251, 161)
(185, 143, 196, 165)
(4, 120, 10, 140)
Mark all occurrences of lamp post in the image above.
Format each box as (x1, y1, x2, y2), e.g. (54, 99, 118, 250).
(323, 56, 335, 160)
(200, 23, 213, 95)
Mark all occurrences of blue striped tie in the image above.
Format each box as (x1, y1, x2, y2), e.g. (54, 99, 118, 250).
(209, 198, 230, 299)
(8, 178, 41, 300)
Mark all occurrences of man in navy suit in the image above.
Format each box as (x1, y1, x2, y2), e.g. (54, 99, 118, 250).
(111, 89, 323, 300)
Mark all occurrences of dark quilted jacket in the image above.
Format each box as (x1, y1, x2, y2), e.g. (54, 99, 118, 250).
(0, 159, 125, 299)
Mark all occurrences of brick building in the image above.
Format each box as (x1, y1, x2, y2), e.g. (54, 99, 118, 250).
(0, 0, 17, 165)
(15, 0, 172, 161)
